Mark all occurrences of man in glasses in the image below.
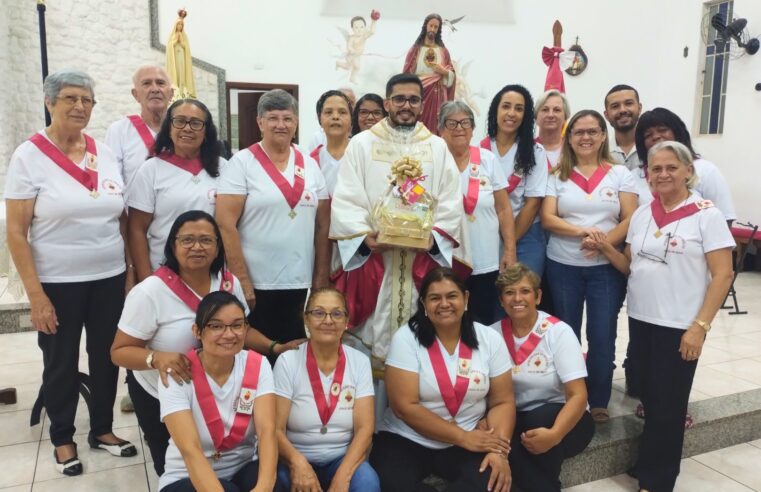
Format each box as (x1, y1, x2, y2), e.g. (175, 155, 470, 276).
(330, 72, 465, 381)
(402, 13, 456, 133)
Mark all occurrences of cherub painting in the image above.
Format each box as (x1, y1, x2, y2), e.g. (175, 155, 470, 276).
(334, 10, 380, 83)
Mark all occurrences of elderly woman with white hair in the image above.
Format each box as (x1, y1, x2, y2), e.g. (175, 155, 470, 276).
(592, 140, 734, 491)
(5, 70, 136, 476)
(438, 100, 517, 325)
(534, 89, 571, 168)
(216, 89, 330, 352)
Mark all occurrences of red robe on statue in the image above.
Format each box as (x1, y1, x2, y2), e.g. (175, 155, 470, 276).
(403, 44, 456, 134)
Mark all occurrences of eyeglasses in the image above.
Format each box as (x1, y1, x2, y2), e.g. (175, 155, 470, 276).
(171, 117, 206, 131)
(571, 128, 602, 138)
(637, 218, 675, 265)
(175, 235, 218, 249)
(390, 95, 422, 107)
(305, 309, 348, 322)
(205, 321, 247, 335)
(58, 95, 96, 107)
(358, 109, 384, 118)
(443, 118, 473, 130)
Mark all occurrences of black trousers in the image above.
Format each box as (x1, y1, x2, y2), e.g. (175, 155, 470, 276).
(127, 370, 169, 476)
(629, 317, 698, 492)
(369, 431, 491, 492)
(466, 270, 502, 326)
(39, 273, 125, 446)
(248, 288, 308, 344)
(160, 460, 261, 492)
(510, 403, 595, 492)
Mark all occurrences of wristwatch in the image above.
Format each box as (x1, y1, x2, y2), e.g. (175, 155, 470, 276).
(694, 319, 712, 333)
(146, 351, 155, 369)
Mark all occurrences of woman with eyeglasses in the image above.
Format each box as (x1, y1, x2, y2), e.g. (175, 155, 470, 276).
(439, 100, 517, 325)
(309, 90, 353, 195)
(589, 141, 733, 491)
(273, 287, 379, 492)
(158, 291, 278, 492)
(127, 98, 224, 283)
(5, 70, 135, 476)
(351, 93, 387, 136)
(540, 110, 637, 424)
(112, 211, 287, 476)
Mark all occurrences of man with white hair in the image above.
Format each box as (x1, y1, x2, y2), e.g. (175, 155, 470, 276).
(105, 65, 174, 190)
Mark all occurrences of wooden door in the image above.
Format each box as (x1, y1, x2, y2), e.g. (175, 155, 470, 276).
(226, 83, 300, 152)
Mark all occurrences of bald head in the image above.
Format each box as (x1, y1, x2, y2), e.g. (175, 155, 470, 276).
(131, 65, 173, 115)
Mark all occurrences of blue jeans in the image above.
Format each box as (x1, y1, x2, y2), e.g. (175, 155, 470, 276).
(545, 259, 626, 408)
(516, 221, 547, 277)
(276, 455, 380, 492)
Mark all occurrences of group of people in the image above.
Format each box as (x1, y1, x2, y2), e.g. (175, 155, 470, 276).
(4, 35, 736, 491)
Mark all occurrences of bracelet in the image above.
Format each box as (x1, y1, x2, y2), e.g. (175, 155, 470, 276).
(268, 340, 279, 356)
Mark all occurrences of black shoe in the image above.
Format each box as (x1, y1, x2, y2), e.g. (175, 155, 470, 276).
(88, 432, 138, 457)
(54, 444, 83, 476)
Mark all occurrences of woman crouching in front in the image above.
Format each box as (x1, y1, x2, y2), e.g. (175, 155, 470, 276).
(371, 267, 515, 492)
(493, 263, 594, 491)
(158, 292, 277, 491)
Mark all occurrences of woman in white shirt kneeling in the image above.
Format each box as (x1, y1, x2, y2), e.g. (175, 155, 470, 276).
(370, 267, 515, 492)
(158, 292, 278, 492)
(492, 263, 593, 492)
(274, 287, 379, 492)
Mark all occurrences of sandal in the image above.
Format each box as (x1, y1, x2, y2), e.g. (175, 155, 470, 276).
(634, 404, 693, 429)
(54, 443, 83, 476)
(591, 407, 610, 423)
(88, 432, 138, 457)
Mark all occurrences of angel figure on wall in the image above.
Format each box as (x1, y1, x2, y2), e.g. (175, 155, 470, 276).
(166, 8, 196, 99)
(335, 10, 380, 83)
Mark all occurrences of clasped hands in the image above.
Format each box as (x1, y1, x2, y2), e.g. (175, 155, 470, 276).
(579, 227, 609, 259)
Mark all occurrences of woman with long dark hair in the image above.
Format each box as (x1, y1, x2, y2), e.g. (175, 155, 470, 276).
(351, 93, 386, 136)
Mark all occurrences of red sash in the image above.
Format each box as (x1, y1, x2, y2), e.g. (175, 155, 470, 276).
(153, 266, 235, 312)
(187, 349, 262, 452)
(463, 147, 481, 217)
(500, 316, 559, 366)
(250, 143, 305, 212)
(427, 339, 472, 419)
(479, 136, 491, 151)
(126, 114, 156, 153)
(568, 164, 610, 195)
(650, 199, 704, 229)
(310, 144, 323, 167)
(158, 152, 204, 177)
(506, 173, 522, 194)
(306, 343, 346, 428)
(29, 133, 99, 195)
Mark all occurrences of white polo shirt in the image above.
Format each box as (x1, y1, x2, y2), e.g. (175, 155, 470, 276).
(218, 146, 328, 290)
(4, 131, 126, 283)
(626, 195, 735, 330)
(118, 271, 249, 398)
(105, 116, 157, 191)
(159, 350, 275, 490)
(127, 155, 225, 271)
(486, 138, 549, 219)
(545, 164, 637, 267)
(273, 344, 374, 465)
(490, 312, 587, 412)
(460, 148, 508, 274)
(380, 322, 511, 449)
(312, 145, 342, 196)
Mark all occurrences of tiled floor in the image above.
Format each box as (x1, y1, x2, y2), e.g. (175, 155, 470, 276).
(1, 272, 759, 490)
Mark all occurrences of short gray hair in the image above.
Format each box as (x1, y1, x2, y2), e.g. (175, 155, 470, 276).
(647, 140, 699, 189)
(437, 100, 475, 130)
(257, 89, 298, 117)
(534, 89, 570, 121)
(43, 70, 95, 104)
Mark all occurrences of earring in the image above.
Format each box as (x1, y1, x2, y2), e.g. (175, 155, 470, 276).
(424, 310, 428, 317)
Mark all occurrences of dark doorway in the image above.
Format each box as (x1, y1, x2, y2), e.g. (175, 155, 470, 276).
(226, 82, 299, 153)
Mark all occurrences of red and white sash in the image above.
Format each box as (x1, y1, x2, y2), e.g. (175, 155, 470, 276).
(650, 199, 707, 229)
(188, 349, 262, 452)
(158, 152, 204, 177)
(153, 266, 234, 312)
(29, 133, 99, 196)
(500, 315, 559, 366)
(309, 144, 323, 167)
(306, 343, 347, 430)
(126, 115, 156, 154)
(568, 164, 611, 196)
(463, 146, 481, 218)
(250, 143, 305, 213)
(427, 339, 473, 419)
(478, 136, 523, 193)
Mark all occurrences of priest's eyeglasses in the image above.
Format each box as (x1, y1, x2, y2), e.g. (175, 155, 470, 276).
(390, 95, 422, 107)
(305, 309, 348, 322)
(175, 235, 218, 249)
(171, 117, 206, 131)
(205, 321, 247, 335)
(443, 118, 474, 130)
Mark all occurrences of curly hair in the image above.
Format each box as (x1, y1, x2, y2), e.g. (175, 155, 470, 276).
(486, 84, 537, 176)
